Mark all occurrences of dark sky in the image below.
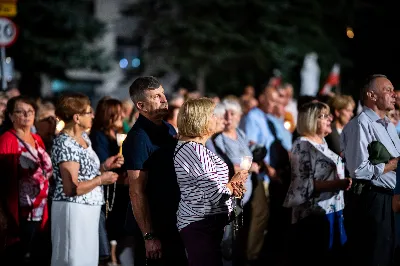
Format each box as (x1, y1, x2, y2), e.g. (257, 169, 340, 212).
(346, 0, 399, 95)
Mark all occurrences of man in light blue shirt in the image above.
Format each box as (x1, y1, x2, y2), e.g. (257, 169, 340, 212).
(242, 85, 292, 263)
(341, 74, 400, 266)
(242, 86, 292, 183)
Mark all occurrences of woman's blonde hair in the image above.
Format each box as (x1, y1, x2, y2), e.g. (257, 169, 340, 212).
(178, 97, 215, 138)
(297, 101, 330, 136)
(328, 95, 355, 114)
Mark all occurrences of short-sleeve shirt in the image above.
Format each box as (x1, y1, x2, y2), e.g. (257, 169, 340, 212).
(51, 132, 104, 205)
(123, 114, 179, 232)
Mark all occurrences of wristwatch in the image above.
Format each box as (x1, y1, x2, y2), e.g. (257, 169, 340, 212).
(143, 232, 157, 240)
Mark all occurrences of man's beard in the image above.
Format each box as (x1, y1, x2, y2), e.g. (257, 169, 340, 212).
(151, 107, 168, 119)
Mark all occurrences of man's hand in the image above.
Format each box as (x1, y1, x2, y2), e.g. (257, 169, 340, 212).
(384, 157, 399, 173)
(266, 164, 278, 180)
(145, 239, 162, 259)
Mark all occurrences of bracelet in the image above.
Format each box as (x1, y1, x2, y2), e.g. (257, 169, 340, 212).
(98, 176, 102, 186)
(102, 164, 107, 172)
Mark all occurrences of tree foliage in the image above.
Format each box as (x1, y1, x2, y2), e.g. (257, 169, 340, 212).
(8, 0, 109, 95)
(124, 0, 352, 95)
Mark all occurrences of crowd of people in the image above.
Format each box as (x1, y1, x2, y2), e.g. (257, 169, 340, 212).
(0, 74, 400, 266)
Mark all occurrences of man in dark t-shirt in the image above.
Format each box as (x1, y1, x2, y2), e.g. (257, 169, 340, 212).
(123, 76, 187, 266)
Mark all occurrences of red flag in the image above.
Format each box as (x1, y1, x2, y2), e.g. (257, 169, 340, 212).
(320, 64, 340, 95)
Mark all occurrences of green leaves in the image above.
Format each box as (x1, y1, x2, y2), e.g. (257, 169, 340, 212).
(124, 0, 351, 95)
(9, 0, 108, 77)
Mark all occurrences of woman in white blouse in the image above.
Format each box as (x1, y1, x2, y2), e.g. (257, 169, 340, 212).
(174, 97, 248, 266)
(283, 101, 352, 266)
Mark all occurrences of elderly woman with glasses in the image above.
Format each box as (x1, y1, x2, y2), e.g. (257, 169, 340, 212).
(50, 93, 123, 266)
(0, 96, 53, 264)
(283, 102, 352, 266)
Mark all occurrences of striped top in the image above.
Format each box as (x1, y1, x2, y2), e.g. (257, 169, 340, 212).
(174, 141, 233, 230)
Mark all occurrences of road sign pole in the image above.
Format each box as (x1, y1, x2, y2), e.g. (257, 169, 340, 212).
(0, 46, 5, 90)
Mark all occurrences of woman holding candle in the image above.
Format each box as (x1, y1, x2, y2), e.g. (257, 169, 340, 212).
(212, 98, 268, 265)
(173, 97, 248, 266)
(89, 97, 128, 264)
(51, 93, 123, 266)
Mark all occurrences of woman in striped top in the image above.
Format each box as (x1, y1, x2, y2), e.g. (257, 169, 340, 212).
(174, 98, 248, 266)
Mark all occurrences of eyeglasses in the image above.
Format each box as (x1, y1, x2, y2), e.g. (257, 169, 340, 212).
(38, 116, 57, 123)
(14, 109, 35, 117)
(80, 111, 93, 116)
(318, 113, 332, 119)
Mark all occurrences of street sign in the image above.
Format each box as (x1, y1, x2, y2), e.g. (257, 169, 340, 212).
(0, 17, 17, 47)
(0, 2, 17, 17)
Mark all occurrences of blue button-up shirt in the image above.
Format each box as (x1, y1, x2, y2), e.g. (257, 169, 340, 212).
(241, 107, 292, 182)
(341, 106, 400, 189)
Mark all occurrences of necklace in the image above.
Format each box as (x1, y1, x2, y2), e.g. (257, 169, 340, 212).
(63, 130, 88, 148)
(305, 135, 323, 144)
(105, 183, 117, 218)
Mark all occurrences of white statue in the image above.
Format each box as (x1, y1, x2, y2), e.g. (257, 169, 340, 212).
(300, 52, 320, 96)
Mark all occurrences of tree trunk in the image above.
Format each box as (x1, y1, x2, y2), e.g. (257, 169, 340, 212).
(196, 68, 206, 96)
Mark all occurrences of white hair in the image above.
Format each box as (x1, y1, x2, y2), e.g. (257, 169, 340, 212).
(222, 99, 242, 115)
(214, 103, 226, 117)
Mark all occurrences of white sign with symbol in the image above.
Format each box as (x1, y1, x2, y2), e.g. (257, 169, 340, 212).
(0, 17, 17, 47)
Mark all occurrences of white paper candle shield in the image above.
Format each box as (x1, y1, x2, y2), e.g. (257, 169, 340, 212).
(116, 133, 127, 146)
(240, 156, 253, 170)
(116, 133, 127, 155)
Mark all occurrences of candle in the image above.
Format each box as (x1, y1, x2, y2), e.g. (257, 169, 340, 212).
(110, 240, 118, 265)
(55, 120, 65, 133)
(116, 133, 127, 155)
(240, 156, 253, 171)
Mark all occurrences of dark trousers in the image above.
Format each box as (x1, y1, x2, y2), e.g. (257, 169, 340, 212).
(345, 189, 395, 266)
(180, 214, 228, 266)
(2, 220, 51, 265)
(134, 228, 188, 266)
(233, 175, 269, 265)
(288, 213, 347, 266)
(265, 180, 292, 265)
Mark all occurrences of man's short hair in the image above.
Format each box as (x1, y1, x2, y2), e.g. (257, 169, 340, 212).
(360, 74, 387, 104)
(129, 76, 161, 103)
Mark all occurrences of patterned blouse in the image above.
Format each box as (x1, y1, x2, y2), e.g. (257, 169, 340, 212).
(18, 139, 53, 221)
(283, 137, 345, 224)
(51, 132, 104, 206)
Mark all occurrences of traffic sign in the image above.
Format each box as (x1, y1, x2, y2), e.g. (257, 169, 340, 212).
(0, 17, 17, 47)
(0, 2, 17, 17)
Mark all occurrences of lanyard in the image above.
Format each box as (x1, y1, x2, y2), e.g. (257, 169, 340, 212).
(11, 132, 47, 177)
